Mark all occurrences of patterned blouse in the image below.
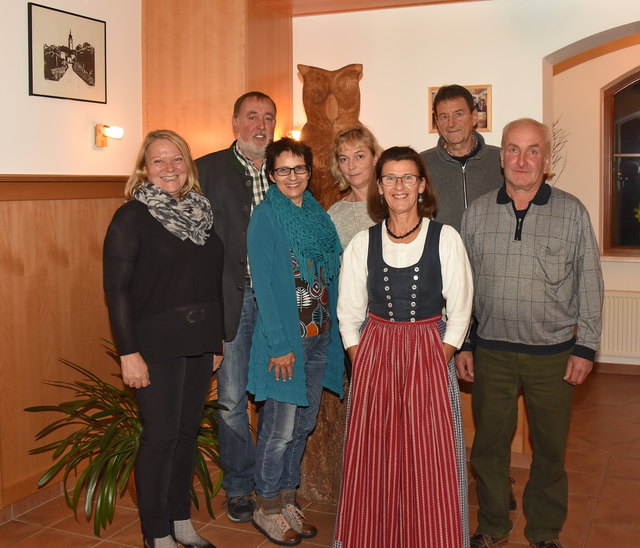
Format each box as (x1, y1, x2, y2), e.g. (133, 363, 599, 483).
(292, 252, 330, 337)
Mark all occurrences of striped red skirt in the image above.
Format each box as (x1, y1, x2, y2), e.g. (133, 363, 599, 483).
(333, 313, 462, 548)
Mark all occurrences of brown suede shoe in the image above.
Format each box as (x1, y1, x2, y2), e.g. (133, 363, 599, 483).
(252, 495, 301, 546)
(279, 488, 317, 539)
(282, 503, 317, 538)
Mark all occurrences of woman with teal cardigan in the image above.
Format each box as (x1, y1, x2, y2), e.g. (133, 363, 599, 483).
(246, 138, 343, 547)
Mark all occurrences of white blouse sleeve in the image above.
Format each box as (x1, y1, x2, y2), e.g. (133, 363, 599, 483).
(439, 224, 474, 349)
(337, 228, 370, 349)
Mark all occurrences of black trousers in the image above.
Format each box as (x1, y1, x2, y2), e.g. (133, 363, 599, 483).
(134, 353, 213, 538)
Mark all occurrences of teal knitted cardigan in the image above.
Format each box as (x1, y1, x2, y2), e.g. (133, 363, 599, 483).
(246, 200, 344, 405)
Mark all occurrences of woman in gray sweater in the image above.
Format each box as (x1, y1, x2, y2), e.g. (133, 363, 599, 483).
(327, 126, 383, 248)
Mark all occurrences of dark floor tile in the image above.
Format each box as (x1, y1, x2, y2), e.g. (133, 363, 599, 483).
(52, 506, 139, 539)
(608, 435, 640, 458)
(17, 497, 76, 527)
(468, 503, 479, 534)
(568, 469, 602, 496)
(300, 509, 335, 546)
(190, 492, 227, 522)
(564, 448, 609, 475)
(565, 433, 597, 452)
(209, 513, 258, 533)
(12, 527, 100, 548)
(573, 374, 640, 413)
(599, 475, 640, 501)
(593, 494, 640, 527)
(114, 490, 138, 510)
(0, 520, 41, 547)
(586, 523, 640, 547)
(608, 455, 640, 480)
(558, 523, 589, 548)
(95, 543, 140, 548)
(305, 502, 337, 514)
(569, 418, 635, 450)
(102, 521, 142, 547)
(563, 493, 597, 546)
(199, 523, 266, 548)
(508, 509, 527, 544)
(468, 479, 479, 507)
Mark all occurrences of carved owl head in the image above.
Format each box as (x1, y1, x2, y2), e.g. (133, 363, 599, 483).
(298, 64, 363, 125)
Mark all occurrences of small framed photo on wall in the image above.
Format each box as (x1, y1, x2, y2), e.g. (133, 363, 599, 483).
(428, 85, 492, 134)
(28, 3, 107, 103)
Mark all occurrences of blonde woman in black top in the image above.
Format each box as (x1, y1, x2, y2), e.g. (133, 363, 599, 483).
(104, 130, 223, 548)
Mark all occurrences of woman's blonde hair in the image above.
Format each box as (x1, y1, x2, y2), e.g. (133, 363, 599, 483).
(329, 126, 383, 192)
(124, 129, 201, 200)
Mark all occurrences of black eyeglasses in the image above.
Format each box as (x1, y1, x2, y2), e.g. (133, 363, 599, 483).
(273, 165, 309, 177)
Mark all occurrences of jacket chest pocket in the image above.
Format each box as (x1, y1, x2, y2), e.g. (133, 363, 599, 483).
(533, 240, 572, 287)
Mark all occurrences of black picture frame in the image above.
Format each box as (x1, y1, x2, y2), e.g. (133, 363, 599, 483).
(28, 3, 106, 103)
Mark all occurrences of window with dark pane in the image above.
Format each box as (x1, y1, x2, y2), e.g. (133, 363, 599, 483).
(612, 80, 640, 247)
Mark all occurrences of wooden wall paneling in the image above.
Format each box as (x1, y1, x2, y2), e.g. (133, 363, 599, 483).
(142, 0, 248, 159)
(142, 0, 294, 159)
(247, 0, 293, 138)
(0, 175, 126, 201)
(0, 197, 124, 506)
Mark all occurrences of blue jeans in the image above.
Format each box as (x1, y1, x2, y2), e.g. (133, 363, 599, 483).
(254, 332, 329, 499)
(217, 286, 257, 498)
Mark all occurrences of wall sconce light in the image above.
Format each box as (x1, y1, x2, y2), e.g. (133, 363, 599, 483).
(287, 129, 302, 141)
(95, 124, 124, 147)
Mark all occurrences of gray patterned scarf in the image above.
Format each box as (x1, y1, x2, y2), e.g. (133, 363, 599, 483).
(134, 184, 213, 245)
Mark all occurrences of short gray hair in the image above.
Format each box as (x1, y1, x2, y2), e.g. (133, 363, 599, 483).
(501, 118, 551, 156)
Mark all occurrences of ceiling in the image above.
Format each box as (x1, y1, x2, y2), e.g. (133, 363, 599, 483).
(251, 0, 480, 17)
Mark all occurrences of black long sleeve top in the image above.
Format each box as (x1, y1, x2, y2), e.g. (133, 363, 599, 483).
(103, 199, 224, 363)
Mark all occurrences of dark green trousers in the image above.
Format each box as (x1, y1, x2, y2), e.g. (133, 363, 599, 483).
(470, 346, 573, 543)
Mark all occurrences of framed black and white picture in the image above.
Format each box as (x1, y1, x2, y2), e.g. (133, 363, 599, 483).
(28, 3, 106, 103)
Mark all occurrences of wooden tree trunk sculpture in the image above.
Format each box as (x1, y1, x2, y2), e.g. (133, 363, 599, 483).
(298, 64, 363, 502)
(298, 63, 363, 209)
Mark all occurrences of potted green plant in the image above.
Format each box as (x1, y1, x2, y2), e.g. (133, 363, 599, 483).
(25, 345, 224, 536)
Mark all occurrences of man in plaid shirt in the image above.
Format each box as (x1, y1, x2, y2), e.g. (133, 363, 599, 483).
(196, 92, 276, 523)
(457, 118, 604, 548)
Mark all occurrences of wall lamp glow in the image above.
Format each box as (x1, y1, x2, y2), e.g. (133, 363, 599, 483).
(287, 129, 302, 141)
(95, 124, 124, 147)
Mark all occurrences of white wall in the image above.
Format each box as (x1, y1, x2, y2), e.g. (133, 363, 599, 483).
(293, 0, 640, 152)
(553, 45, 640, 292)
(1, 0, 141, 175)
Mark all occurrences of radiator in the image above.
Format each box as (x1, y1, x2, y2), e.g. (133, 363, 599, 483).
(596, 290, 640, 365)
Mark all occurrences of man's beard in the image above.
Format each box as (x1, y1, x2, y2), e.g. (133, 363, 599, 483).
(237, 135, 269, 161)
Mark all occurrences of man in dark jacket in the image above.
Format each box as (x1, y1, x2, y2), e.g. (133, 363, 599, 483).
(420, 84, 503, 231)
(196, 91, 276, 522)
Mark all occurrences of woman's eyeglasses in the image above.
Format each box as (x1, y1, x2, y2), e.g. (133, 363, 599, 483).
(273, 165, 309, 177)
(379, 174, 420, 186)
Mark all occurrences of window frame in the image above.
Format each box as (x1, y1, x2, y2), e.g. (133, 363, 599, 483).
(602, 69, 640, 257)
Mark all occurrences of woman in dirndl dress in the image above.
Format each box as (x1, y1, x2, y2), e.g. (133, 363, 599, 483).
(333, 146, 473, 548)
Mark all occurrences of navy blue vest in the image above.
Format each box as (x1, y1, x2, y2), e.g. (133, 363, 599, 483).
(367, 221, 444, 322)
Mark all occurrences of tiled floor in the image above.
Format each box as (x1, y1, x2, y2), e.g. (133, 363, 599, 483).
(2, 371, 639, 547)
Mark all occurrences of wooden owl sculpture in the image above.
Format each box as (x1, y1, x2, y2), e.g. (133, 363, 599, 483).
(298, 63, 364, 209)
